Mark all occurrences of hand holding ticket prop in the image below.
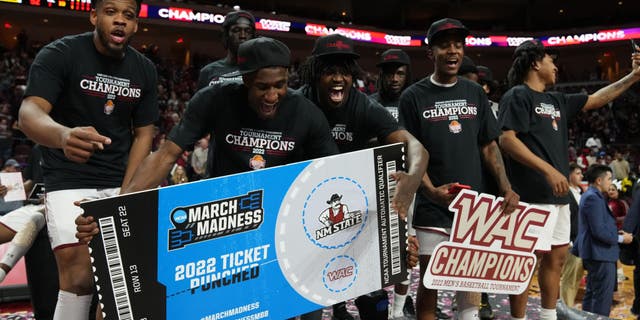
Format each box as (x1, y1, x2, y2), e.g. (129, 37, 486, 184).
(75, 215, 98, 244)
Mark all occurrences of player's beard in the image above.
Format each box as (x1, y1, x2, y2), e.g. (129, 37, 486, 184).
(96, 28, 132, 59)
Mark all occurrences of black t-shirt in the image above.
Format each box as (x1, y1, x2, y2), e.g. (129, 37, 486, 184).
(24, 32, 159, 191)
(168, 82, 338, 177)
(399, 76, 499, 228)
(299, 86, 399, 153)
(196, 59, 243, 90)
(369, 92, 399, 121)
(498, 85, 587, 204)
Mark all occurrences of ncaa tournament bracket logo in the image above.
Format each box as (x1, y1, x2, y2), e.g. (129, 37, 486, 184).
(167, 190, 264, 250)
(302, 177, 369, 249)
(322, 255, 359, 293)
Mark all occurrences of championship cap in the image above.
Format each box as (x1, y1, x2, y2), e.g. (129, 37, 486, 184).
(223, 37, 290, 77)
(376, 49, 411, 67)
(222, 10, 256, 29)
(477, 65, 493, 82)
(427, 18, 469, 45)
(457, 56, 478, 75)
(312, 34, 360, 59)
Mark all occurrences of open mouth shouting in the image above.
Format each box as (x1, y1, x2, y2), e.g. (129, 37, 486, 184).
(258, 101, 278, 118)
(110, 29, 126, 45)
(329, 85, 345, 104)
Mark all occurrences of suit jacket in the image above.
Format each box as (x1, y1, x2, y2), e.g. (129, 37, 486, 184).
(623, 188, 640, 235)
(572, 186, 619, 262)
(568, 187, 580, 242)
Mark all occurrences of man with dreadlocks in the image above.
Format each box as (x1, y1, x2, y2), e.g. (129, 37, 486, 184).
(498, 39, 640, 320)
(370, 49, 412, 121)
(297, 34, 427, 320)
(196, 10, 256, 89)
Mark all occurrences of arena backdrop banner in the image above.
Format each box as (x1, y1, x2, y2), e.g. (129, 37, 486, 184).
(81, 143, 407, 320)
(423, 190, 553, 295)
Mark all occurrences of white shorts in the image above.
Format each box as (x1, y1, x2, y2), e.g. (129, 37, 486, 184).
(45, 188, 120, 250)
(415, 228, 450, 256)
(531, 203, 570, 252)
(0, 204, 45, 232)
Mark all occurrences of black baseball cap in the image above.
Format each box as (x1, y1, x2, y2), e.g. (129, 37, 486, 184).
(312, 34, 360, 59)
(457, 56, 478, 75)
(427, 18, 469, 45)
(223, 37, 290, 77)
(222, 10, 255, 29)
(376, 49, 411, 67)
(477, 65, 493, 82)
(513, 39, 558, 59)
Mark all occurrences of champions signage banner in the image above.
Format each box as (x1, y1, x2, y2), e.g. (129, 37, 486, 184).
(423, 190, 552, 295)
(81, 144, 408, 320)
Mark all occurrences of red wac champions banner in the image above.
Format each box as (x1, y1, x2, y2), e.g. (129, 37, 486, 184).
(423, 190, 553, 295)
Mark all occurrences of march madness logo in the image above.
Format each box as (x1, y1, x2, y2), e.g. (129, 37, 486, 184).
(315, 193, 363, 240)
(168, 191, 264, 250)
(301, 177, 368, 249)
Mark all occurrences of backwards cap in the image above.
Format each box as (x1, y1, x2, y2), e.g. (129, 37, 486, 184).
(223, 37, 290, 77)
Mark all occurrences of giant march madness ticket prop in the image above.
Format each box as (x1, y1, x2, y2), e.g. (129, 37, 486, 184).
(423, 190, 553, 295)
(81, 143, 408, 320)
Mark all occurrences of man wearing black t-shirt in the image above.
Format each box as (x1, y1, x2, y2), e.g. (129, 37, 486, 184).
(370, 49, 411, 121)
(196, 10, 256, 89)
(18, 0, 158, 319)
(398, 18, 518, 320)
(75, 37, 338, 219)
(498, 39, 640, 320)
(298, 34, 428, 320)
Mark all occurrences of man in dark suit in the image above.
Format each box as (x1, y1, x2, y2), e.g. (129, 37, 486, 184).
(573, 164, 633, 316)
(623, 188, 640, 315)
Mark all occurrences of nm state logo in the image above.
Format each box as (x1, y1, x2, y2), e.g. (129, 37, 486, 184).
(302, 177, 368, 249)
(168, 191, 264, 250)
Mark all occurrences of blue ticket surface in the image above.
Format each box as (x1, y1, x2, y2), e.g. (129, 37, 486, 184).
(82, 143, 407, 320)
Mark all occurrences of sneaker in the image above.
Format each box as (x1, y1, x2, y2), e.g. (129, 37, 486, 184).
(403, 296, 416, 317)
(479, 302, 494, 320)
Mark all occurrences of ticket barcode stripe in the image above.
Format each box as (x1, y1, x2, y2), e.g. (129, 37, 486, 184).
(386, 160, 401, 275)
(99, 217, 133, 320)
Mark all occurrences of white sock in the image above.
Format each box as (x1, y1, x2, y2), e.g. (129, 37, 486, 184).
(539, 308, 557, 320)
(457, 306, 478, 320)
(0, 212, 45, 281)
(392, 292, 407, 317)
(53, 290, 93, 320)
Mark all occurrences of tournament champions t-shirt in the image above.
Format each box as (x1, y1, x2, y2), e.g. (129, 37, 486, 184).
(24, 32, 159, 192)
(169, 82, 338, 177)
(299, 86, 399, 153)
(196, 59, 243, 90)
(370, 92, 399, 121)
(499, 85, 587, 204)
(399, 77, 499, 228)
